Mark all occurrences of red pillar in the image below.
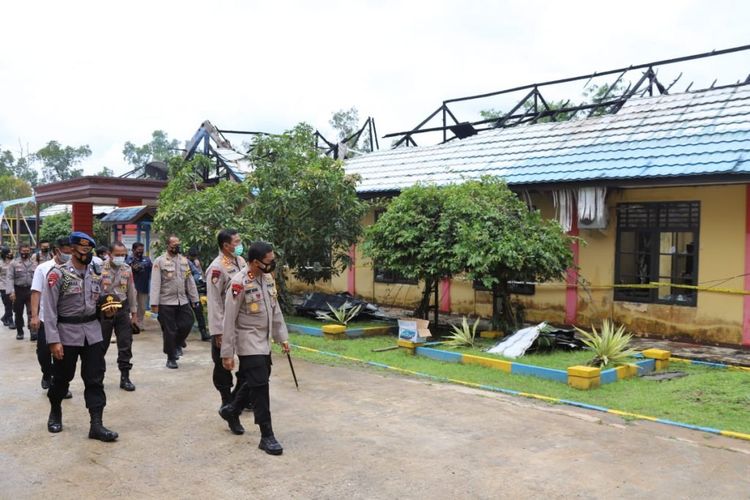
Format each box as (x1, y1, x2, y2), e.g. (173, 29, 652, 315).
(71, 202, 93, 235)
(565, 210, 580, 325)
(347, 244, 356, 296)
(743, 185, 750, 346)
(440, 278, 451, 313)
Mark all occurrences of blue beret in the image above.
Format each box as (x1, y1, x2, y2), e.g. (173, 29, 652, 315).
(69, 231, 96, 248)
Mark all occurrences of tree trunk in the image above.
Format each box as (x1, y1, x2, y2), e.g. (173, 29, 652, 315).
(491, 278, 519, 333)
(275, 260, 294, 315)
(415, 276, 434, 320)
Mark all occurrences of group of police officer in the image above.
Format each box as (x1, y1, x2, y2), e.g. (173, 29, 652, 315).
(3, 228, 289, 455)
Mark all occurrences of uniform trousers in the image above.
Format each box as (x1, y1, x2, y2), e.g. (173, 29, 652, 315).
(192, 301, 207, 332)
(36, 322, 52, 381)
(12, 285, 31, 335)
(48, 337, 107, 409)
(1, 290, 13, 324)
(101, 306, 134, 372)
(211, 339, 245, 402)
(231, 355, 273, 435)
(157, 304, 194, 359)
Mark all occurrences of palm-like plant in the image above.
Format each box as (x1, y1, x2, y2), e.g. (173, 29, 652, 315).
(316, 302, 362, 326)
(575, 320, 636, 368)
(444, 317, 480, 349)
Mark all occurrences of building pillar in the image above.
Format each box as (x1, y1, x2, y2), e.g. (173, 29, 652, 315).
(743, 185, 750, 346)
(347, 244, 356, 296)
(71, 202, 93, 235)
(440, 278, 451, 313)
(565, 207, 580, 325)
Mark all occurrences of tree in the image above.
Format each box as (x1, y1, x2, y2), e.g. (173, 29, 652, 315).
(96, 166, 115, 177)
(34, 141, 90, 183)
(362, 184, 463, 321)
(123, 130, 180, 169)
(247, 123, 366, 310)
(0, 175, 32, 202)
(39, 212, 72, 243)
(329, 107, 371, 153)
(0, 149, 39, 186)
(152, 156, 253, 264)
(446, 178, 574, 331)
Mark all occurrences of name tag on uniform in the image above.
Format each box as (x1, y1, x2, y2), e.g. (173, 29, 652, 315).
(68, 285, 82, 294)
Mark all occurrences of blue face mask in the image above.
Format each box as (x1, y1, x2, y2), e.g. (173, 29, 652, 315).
(234, 244, 244, 257)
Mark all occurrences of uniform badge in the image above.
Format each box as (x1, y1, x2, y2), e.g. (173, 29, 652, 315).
(47, 272, 59, 287)
(167, 272, 174, 279)
(231, 283, 242, 298)
(211, 269, 221, 284)
(250, 302, 260, 313)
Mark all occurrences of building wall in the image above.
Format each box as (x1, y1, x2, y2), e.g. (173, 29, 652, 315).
(287, 183, 747, 346)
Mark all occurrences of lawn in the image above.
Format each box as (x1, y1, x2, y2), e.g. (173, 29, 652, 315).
(439, 339, 597, 370)
(286, 315, 396, 329)
(283, 334, 750, 435)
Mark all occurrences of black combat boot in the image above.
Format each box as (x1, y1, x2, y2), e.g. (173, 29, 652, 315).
(8, 321, 16, 330)
(258, 423, 283, 455)
(218, 403, 245, 435)
(175, 346, 183, 358)
(30, 332, 37, 342)
(16, 328, 23, 340)
(200, 327, 210, 341)
(88, 408, 118, 442)
(120, 370, 136, 391)
(166, 358, 178, 369)
(41, 376, 50, 390)
(47, 402, 63, 433)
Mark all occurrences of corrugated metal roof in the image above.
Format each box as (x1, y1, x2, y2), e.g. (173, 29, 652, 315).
(345, 85, 750, 192)
(100, 206, 153, 224)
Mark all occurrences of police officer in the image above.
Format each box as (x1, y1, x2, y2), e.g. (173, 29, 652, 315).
(43, 231, 118, 441)
(150, 235, 200, 369)
(0, 246, 15, 328)
(219, 241, 289, 456)
(31, 240, 53, 265)
(100, 241, 138, 391)
(206, 229, 246, 434)
(30, 236, 74, 394)
(7, 243, 37, 340)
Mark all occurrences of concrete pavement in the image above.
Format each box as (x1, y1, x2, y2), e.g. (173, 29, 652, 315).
(1, 320, 749, 499)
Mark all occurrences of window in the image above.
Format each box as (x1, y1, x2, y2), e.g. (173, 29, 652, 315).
(372, 209, 418, 285)
(615, 201, 699, 306)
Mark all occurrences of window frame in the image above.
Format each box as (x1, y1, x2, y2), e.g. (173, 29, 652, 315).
(614, 201, 700, 307)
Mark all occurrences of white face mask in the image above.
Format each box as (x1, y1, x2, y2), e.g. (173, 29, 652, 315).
(58, 253, 72, 264)
(112, 256, 126, 267)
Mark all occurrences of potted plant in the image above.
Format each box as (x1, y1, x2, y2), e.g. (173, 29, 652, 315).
(316, 302, 362, 340)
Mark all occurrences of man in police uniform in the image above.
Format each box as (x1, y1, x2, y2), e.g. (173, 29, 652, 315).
(150, 235, 200, 369)
(219, 241, 289, 455)
(7, 243, 37, 340)
(100, 241, 138, 391)
(43, 231, 118, 442)
(205, 228, 246, 434)
(31, 240, 53, 265)
(0, 246, 15, 328)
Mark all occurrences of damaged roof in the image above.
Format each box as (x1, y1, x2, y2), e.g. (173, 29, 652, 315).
(345, 85, 750, 193)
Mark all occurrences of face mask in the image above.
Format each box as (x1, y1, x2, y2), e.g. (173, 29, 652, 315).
(234, 244, 244, 257)
(41, 248, 50, 254)
(112, 256, 126, 267)
(169, 245, 181, 255)
(21, 253, 30, 260)
(258, 260, 276, 274)
(77, 252, 93, 265)
(58, 253, 72, 264)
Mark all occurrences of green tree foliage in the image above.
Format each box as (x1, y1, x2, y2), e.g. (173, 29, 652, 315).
(445, 178, 574, 331)
(329, 107, 371, 153)
(248, 123, 366, 298)
(153, 156, 253, 262)
(96, 166, 115, 177)
(0, 149, 39, 186)
(362, 184, 463, 319)
(34, 141, 90, 183)
(39, 212, 72, 242)
(364, 179, 574, 330)
(0, 175, 32, 202)
(123, 130, 180, 169)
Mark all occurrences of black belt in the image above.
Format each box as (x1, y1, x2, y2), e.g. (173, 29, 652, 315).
(58, 315, 97, 324)
(14, 285, 31, 289)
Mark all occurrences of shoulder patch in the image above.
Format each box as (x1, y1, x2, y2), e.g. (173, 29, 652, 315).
(48, 272, 59, 287)
(211, 268, 221, 284)
(231, 283, 243, 298)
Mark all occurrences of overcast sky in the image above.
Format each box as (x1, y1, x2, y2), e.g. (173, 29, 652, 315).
(1, 0, 748, 176)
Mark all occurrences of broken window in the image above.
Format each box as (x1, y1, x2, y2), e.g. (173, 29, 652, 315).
(614, 201, 699, 306)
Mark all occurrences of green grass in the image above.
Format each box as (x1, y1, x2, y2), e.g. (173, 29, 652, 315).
(285, 315, 396, 330)
(284, 334, 750, 435)
(441, 340, 597, 370)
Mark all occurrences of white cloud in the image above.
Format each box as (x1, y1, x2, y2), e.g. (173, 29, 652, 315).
(0, 0, 748, 176)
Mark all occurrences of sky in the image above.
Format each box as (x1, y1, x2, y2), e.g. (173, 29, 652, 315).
(1, 0, 749, 176)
